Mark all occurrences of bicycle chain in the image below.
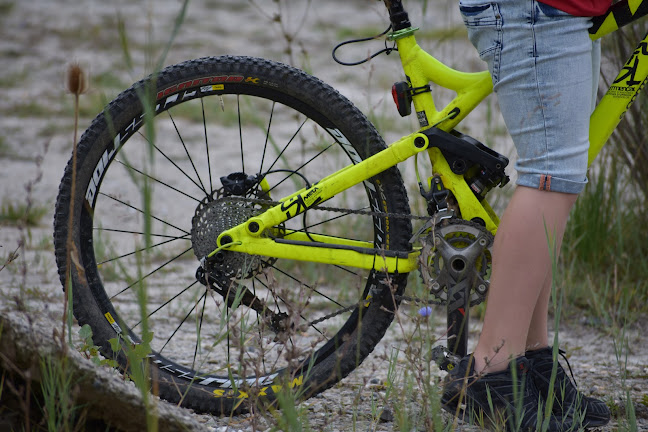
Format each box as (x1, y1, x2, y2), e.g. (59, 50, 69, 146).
(304, 294, 442, 330)
(220, 195, 432, 220)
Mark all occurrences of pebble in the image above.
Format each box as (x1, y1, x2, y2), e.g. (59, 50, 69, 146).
(379, 407, 394, 423)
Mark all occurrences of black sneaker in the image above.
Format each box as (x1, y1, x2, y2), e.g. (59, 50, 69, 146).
(441, 354, 570, 431)
(526, 347, 611, 428)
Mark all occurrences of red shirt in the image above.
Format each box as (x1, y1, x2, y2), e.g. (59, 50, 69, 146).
(539, 0, 613, 16)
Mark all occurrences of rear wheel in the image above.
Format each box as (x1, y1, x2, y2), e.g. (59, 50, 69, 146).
(53, 56, 412, 414)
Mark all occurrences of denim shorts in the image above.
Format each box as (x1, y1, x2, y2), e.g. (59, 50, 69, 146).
(459, 0, 601, 194)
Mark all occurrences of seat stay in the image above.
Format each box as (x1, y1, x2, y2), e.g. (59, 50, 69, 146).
(212, 132, 429, 271)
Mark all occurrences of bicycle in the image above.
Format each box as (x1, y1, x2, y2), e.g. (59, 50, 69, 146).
(53, 0, 648, 416)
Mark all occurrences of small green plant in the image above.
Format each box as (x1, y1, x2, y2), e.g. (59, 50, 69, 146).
(641, 394, 648, 407)
(109, 332, 154, 383)
(382, 286, 451, 432)
(270, 383, 310, 432)
(0, 135, 9, 156)
(77, 324, 118, 368)
(0, 199, 48, 226)
(249, 0, 313, 69)
(40, 354, 85, 432)
(0, 1, 15, 17)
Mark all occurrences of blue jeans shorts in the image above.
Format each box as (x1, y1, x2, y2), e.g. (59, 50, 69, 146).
(459, 0, 601, 194)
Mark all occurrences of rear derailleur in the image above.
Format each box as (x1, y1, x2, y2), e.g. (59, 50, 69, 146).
(195, 264, 290, 336)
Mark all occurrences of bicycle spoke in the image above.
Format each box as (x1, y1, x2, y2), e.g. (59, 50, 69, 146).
(284, 206, 372, 241)
(259, 101, 276, 175)
(251, 274, 329, 343)
(114, 158, 202, 203)
(238, 94, 245, 173)
(167, 110, 208, 194)
(109, 247, 193, 300)
(96, 234, 191, 266)
(252, 278, 268, 374)
(137, 131, 208, 196)
(266, 262, 345, 309)
(95, 227, 185, 240)
(133, 280, 200, 329)
(201, 99, 214, 195)
(251, 276, 318, 346)
(159, 288, 207, 354)
(266, 142, 334, 195)
(192, 288, 209, 370)
(98, 192, 190, 236)
(265, 116, 308, 174)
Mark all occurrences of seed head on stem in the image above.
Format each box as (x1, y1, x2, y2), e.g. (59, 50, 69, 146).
(63, 61, 88, 348)
(66, 62, 88, 96)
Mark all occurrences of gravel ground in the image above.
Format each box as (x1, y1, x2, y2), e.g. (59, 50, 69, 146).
(1, 1, 647, 431)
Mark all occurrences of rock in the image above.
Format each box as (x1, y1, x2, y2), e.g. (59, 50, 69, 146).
(379, 407, 394, 423)
(0, 311, 207, 432)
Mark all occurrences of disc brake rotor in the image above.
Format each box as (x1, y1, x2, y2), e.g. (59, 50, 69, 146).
(418, 219, 493, 306)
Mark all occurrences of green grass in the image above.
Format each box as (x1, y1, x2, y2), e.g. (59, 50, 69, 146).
(0, 135, 9, 156)
(0, 70, 29, 88)
(560, 152, 648, 323)
(0, 1, 14, 18)
(0, 199, 49, 227)
(1, 100, 60, 118)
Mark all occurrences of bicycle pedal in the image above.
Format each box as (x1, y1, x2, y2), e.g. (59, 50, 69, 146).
(431, 345, 460, 372)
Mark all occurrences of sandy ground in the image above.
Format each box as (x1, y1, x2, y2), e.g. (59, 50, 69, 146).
(1, 1, 647, 431)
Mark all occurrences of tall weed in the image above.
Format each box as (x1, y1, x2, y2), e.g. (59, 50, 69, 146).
(561, 151, 648, 322)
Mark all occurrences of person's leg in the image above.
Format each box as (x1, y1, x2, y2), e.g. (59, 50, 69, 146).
(525, 37, 603, 355)
(445, 1, 598, 428)
(525, 273, 552, 351)
(465, 0, 594, 373)
(473, 187, 577, 373)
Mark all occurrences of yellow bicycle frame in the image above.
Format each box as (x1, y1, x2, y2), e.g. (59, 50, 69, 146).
(216, 1, 648, 273)
(589, 0, 648, 164)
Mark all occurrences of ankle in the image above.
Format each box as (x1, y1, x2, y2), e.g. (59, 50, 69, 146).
(473, 351, 511, 374)
(525, 343, 550, 354)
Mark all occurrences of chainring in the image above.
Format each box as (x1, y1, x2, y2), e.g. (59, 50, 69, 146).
(418, 219, 493, 306)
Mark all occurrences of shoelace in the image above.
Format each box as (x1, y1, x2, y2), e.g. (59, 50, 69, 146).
(557, 348, 579, 390)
